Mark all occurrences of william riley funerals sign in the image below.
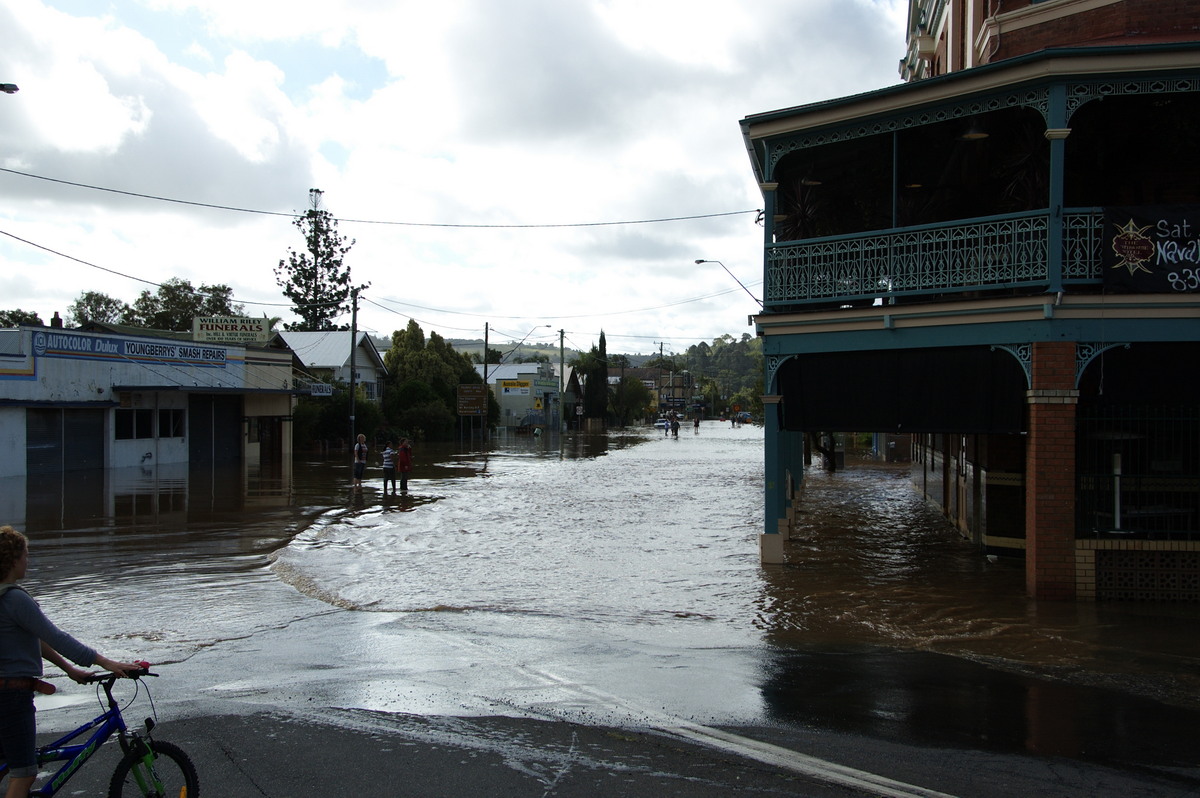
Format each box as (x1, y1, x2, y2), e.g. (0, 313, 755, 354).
(193, 316, 271, 343)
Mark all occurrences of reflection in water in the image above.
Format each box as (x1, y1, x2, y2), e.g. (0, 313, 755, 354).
(760, 645, 1200, 766)
(759, 464, 1200, 697)
(757, 463, 1200, 767)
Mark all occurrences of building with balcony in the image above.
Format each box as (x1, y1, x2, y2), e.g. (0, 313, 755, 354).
(743, 0, 1200, 600)
(658, 370, 696, 417)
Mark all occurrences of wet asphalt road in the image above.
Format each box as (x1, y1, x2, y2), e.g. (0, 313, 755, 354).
(42, 708, 1200, 797)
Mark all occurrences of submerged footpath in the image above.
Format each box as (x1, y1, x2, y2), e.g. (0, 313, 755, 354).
(42, 709, 1197, 797)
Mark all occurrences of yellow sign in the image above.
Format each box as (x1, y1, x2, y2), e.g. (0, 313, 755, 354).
(534, 398, 543, 409)
(501, 380, 531, 396)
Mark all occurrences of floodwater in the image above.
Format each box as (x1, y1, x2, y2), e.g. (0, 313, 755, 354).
(17, 423, 1200, 777)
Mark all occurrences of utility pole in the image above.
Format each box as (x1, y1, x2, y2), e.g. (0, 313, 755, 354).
(559, 329, 565, 432)
(654, 341, 665, 416)
(349, 287, 358, 448)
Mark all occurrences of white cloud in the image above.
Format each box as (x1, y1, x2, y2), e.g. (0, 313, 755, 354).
(1, 0, 906, 348)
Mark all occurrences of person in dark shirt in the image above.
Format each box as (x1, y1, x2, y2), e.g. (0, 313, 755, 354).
(1, 526, 138, 798)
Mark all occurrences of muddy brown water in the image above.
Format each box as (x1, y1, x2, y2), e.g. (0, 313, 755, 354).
(16, 423, 1200, 774)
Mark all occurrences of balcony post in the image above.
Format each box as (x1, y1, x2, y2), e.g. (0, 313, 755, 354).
(761, 394, 786, 564)
(761, 182, 778, 304)
(1045, 84, 1070, 294)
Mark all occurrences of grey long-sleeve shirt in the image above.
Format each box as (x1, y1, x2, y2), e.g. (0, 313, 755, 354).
(0, 584, 97, 678)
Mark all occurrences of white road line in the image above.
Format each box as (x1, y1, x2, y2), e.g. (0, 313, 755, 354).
(425, 631, 958, 798)
(657, 721, 959, 798)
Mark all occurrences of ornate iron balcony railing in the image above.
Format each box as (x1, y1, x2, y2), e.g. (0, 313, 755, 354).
(764, 209, 1104, 308)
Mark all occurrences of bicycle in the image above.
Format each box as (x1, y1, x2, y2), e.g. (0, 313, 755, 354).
(0, 663, 199, 797)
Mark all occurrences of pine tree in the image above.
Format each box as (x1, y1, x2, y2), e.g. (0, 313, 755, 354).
(274, 189, 364, 331)
(583, 330, 609, 419)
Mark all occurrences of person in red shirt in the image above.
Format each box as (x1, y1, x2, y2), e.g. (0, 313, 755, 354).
(396, 438, 413, 493)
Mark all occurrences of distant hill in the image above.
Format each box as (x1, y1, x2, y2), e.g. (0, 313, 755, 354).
(370, 336, 669, 367)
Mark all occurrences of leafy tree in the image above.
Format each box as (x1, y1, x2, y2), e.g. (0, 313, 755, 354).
(611, 375, 652, 426)
(699, 378, 724, 416)
(728, 387, 763, 419)
(275, 188, 362, 331)
(123, 278, 244, 330)
(0, 309, 43, 327)
(68, 291, 128, 326)
(608, 354, 630, 369)
(382, 319, 482, 439)
(470, 347, 504, 365)
(643, 355, 681, 372)
(293, 383, 383, 450)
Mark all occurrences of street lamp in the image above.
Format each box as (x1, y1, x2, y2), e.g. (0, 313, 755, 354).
(1, 84, 19, 95)
(695, 259, 763, 307)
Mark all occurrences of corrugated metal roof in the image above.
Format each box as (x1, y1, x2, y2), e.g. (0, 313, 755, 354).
(280, 331, 384, 370)
(474, 363, 545, 383)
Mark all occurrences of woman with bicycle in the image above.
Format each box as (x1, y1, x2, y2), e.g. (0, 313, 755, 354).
(0, 526, 139, 798)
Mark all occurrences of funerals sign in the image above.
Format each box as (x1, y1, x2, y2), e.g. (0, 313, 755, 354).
(32, 330, 227, 367)
(1103, 206, 1200, 293)
(193, 316, 271, 343)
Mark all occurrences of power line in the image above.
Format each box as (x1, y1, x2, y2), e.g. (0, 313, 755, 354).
(0, 167, 760, 229)
(0, 227, 340, 312)
(2, 227, 754, 344)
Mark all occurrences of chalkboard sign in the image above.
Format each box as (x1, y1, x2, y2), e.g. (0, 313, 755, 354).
(1103, 206, 1200, 293)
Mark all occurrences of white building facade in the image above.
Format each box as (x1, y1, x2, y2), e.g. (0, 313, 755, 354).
(0, 325, 296, 481)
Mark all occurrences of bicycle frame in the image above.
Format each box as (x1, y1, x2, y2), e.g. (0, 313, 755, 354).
(29, 699, 130, 796)
(0, 673, 157, 797)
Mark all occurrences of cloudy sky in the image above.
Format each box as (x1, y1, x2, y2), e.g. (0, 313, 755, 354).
(1, 0, 906, 355)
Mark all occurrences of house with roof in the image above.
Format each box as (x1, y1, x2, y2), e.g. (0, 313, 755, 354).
(280, 331, 387, 402)
(475, 361, 561, 429)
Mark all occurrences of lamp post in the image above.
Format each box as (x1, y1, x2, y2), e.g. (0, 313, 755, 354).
(695, 259, 763, 307)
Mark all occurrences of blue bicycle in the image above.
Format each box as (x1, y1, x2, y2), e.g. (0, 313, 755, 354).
(1, 664, 199, 797)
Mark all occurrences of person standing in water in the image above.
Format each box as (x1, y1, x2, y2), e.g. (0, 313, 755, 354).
(352, 433, 368, 490)
(396, 438, 413, 493)
(381, 440, 398, 495)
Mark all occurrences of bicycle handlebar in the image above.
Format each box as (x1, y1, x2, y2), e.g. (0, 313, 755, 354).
(81, 661, 156, 684)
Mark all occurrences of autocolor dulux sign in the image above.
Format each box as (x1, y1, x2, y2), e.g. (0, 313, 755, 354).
(33, 331, 227, 367)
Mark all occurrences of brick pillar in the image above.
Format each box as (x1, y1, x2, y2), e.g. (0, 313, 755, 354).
(1025, 341, 1079, 600)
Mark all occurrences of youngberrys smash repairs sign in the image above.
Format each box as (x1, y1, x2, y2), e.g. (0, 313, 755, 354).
(1104, 206, 1200, 293)
(33, 331, 227, 366)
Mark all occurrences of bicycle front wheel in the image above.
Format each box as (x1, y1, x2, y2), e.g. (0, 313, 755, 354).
(107, 739, 199, 798)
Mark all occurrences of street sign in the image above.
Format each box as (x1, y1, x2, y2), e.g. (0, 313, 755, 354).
(457, 383, 488, 415)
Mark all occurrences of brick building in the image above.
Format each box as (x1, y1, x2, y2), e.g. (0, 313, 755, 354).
(745, 0, 1200, 600)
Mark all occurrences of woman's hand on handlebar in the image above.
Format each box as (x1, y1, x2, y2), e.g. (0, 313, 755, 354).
(94, 655, 143, 678)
